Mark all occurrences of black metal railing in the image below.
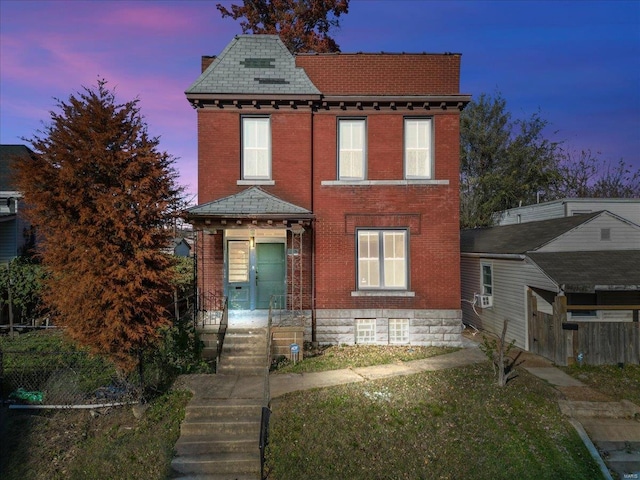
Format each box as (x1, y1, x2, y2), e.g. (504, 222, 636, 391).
(268, 294, 309, 328)
(260, 296, 277, 479)
(215, 296, 229, 370)
(195, 291, 227, 329)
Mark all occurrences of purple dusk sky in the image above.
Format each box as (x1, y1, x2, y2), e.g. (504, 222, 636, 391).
(1, 0, 639, 201)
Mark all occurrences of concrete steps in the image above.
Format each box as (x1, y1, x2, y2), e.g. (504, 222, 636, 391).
(172, 398, 263, 479)
(171, 327, 269, 480)
(217, 328, 268, 376)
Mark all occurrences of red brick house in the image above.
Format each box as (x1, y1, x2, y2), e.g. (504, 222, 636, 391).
(185, 35, 470, 346)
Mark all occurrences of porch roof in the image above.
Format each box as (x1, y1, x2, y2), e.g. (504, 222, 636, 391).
(185, 186, 313, 221)
(527, 250, 640, 292)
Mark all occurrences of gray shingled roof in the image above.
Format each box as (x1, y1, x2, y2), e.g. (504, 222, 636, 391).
(0, 145, 34, 191)
(527, 250, 640, 292)
(460, 212, 603, 254)
(186, 186, 312, 218)
(186, 35, 320, 96)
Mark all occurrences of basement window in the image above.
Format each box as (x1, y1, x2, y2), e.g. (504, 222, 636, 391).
(389, 319, 409, 344)
(356, 319, 376, 344)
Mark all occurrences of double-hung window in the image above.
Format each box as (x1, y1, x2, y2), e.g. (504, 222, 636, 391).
(357, 230, 407, 290)
(404, 118, 432, 179)
(481, 262, 493, 296)
(242, 117, 271, 180)
(338, 118, 366, 180)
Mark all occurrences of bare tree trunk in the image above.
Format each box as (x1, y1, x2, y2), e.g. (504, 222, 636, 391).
(497, 319, 508, 386)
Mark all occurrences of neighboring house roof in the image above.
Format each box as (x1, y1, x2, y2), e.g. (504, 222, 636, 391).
(186, 186, 313, 218)
(460, 212, 602, 254)
(527, 250, 640, 292)
(186, 35, 320, 97)
(0, 144, 33, 192)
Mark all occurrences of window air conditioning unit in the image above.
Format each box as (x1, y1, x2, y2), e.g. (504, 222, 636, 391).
(478, 294, 493, 308)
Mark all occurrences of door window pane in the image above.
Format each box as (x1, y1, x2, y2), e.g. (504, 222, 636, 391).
(228, 241, 249, 283)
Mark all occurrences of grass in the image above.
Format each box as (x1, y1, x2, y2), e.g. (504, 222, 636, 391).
(266, 362, 605, 480)
(272, 344, 457, 373)
(0, 389, 191, 480)
(562, 363, 640, 404)
(2, 332, 635, 479)
(0, 328, 194, 480)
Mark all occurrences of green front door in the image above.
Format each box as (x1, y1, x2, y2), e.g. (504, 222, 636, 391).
(256, 243, 285, 309)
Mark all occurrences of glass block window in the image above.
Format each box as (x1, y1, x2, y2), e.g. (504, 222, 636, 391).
(389, 319, 409, 344)
(356, 318, 376, 344)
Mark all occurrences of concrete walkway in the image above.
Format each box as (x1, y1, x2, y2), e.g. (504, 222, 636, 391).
(269, 343, 487, 397)
(522, 365, 640, 480)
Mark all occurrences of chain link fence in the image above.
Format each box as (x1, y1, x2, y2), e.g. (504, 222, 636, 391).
(0, 347, 142, 408)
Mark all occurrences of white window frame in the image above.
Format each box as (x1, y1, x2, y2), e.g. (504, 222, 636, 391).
(242, 116, 271, 180)
(404, 118, 433, 179)
(356, 318, 376, 344)
(357, 229, 408, 290)
(481, 262, 493, 296)
(338, 118, 366, 180)
(389, 319, 409, 344)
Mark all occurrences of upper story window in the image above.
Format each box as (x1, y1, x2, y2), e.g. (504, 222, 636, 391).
(338, 118, 366, 180)
(357, 229, 407, 290)
(404, 118, 433, 179)
(242, 117, 271, 180)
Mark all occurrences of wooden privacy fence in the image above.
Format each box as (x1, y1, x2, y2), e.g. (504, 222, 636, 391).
(528, 291, 640, 366)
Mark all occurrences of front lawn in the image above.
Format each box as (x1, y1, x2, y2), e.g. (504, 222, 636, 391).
(266, 362, 605, 480)
(272, 344, 456, 373)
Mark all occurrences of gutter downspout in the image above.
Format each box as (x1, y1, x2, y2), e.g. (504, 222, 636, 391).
(310, 105, 317, 343)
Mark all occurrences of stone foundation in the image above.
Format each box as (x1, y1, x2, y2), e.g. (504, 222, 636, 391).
(313, 309, 462, 347)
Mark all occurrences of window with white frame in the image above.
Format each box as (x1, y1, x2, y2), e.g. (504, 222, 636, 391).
(242, 117, 271, 179)
(404, 118, 432, 179)
(356, 318, 376, 344)
(481, 262, 493, 296)
(389, 319, 409, 344)
(357, 230, 407, 289)
(338, 119, 366, 179)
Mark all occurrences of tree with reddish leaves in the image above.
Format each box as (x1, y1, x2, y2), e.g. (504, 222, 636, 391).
(15, 81, 182, 371)
(216, 0, 349, 53)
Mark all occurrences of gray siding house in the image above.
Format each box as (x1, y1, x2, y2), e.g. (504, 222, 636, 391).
(461, 211, 640, 365)
(0, 145, 34, 264)
(494, 198, 640, 227)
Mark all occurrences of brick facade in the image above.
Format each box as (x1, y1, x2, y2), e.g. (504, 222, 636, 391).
(186, 35, 470, 347)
